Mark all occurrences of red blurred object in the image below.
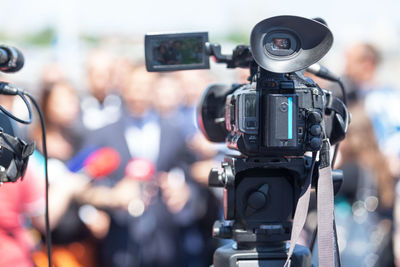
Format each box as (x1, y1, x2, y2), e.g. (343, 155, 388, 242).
(83, 147, 121, 179)
(125, 158, 156, 181)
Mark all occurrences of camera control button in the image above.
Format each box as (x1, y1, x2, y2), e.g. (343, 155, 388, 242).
(310, 137, 322, 150)
(307, 111, 322, 123)
(310, 125, 322, 136)
(280, 102, 288, 112)
(248, 191, 266, 210)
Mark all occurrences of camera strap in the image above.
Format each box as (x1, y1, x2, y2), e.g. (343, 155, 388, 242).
(317, 139, 335, 267)
(285, 140, 335, 267)
(317, 170, 335, 266)
(285, 152, 316, 267)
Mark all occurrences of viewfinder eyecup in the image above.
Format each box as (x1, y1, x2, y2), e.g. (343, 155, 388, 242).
(250, 15, 333, 73)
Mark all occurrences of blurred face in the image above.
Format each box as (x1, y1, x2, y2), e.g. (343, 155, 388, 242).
(154, 76, 182, 115)
(46, 83, 80, 126)
(87, 50, 113, 101)
(41, 63, 65, 85)
(122, 68, 154, 116)
(345, 45, 376, 84)
(110, 57, 133, 93)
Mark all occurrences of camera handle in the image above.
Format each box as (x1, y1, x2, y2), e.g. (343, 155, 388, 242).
(206, 43, 254, 69)
(205, 43, 232, 64)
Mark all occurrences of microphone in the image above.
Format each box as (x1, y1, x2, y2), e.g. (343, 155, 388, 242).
(83, 147, 121, 179)
(67, 147, 121, 179)
(0, 45, 25, 73)
(125, 158, 156, 182)
(66, 145, 99, 172)
(306, 63, 339, 82)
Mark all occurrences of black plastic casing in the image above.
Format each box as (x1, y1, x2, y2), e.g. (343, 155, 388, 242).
(226, 70, 325, 156)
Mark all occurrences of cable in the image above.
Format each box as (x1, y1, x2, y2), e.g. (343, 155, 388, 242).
(24, 92, 52, 267)
(331, 143, 340, 168)
(331, 101, 352, 166)
(336, 79, 347, 106)
(0, 91, 32, 124)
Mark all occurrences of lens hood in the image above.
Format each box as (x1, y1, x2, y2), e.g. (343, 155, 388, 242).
(198, 83, 233, 142)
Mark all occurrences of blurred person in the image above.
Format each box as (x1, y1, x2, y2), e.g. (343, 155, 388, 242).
(81, 49, 122, 130)
(174, 70, 223, 185)
(28, 81, 104, 267)
(365, 89, 400, 178)
(36, 81, 85, 160)
(27, 150, 97, 267)
(109, 56, 134, 94)
(152, 72, 213, 163)
(176, 70, 229, 250)
(343, 43, 381, 105)
(176, 70, 214, 140)
(153, 73, 183, 119)
(0, 169, 45, 267)
(154, 72, 222, 258)
(344, 42, 400, 176)
(335, 104, 395, 267)
(40, 62, 66, 88)
(78, 65, 218, 267)
(0, 87, 86, 267)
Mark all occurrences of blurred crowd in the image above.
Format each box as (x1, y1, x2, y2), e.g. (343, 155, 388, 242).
(0, 49, 223, 267)
(0, 41, 400, 267)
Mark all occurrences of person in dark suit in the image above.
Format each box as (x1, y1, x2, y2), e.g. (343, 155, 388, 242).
(78, 66, 218, 267)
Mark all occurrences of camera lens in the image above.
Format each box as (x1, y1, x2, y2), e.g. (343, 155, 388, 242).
(263, 32, 298, 57)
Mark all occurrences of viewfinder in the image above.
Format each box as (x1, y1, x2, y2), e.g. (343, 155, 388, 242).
(145, 32, 210, 71)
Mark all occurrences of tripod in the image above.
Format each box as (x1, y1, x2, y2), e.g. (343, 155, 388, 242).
(209, 156, 313, 267)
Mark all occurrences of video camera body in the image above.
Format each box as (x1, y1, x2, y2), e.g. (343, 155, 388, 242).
(146, 16, 343, 156)
(145, 15, 348, 267)
(221, 70, 325, 156)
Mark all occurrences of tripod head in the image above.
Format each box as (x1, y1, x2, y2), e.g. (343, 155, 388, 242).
(210, 156, 309, 245)
(209, 155, 343, 266)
